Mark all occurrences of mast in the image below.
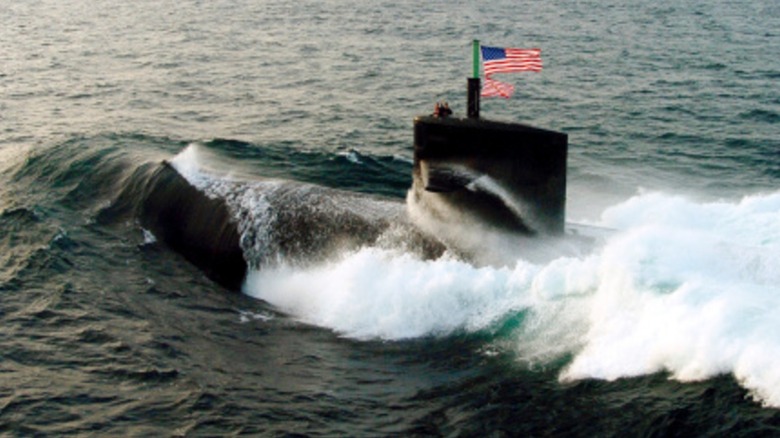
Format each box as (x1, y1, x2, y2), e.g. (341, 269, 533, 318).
(467, 39, 481, 119)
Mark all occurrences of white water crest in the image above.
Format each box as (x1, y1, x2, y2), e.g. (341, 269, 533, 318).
(243, 190, 780, 407)
(171, 145, 780, 406)
(558, 191, 780, 407)
(169, 143, 206, 186)
(141, 228, 157, 245)
(169, 144, 409, 267)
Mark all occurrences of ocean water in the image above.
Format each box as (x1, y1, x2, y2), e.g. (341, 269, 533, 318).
(2, 0, 779, 436)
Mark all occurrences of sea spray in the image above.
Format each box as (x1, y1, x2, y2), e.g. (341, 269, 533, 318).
(561, 191, 780, 406)
(244, 190, 780, 407)
(170, 144, 414, 267)
(171, 145, 780, 407)
(244, 248, 539, 340)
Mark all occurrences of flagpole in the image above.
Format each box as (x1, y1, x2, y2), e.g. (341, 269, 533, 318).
(467, 39, 481, 119)
(472, 39, 480, 79)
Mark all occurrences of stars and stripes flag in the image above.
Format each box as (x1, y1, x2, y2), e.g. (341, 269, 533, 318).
(480, 45, 542, 98)
(481, 77, 515, 98)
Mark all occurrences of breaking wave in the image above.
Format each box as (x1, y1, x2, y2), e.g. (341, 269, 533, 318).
(242, 188, 780, 407)
(167, 144, 780, 407)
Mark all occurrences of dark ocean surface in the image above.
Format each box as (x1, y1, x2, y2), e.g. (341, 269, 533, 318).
(2, 0, 779, 436)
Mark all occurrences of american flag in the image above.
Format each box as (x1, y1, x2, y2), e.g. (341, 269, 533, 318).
(480, 45, 542, 98)
(481, 77, 515, 98)
(481, 46, 543, 76)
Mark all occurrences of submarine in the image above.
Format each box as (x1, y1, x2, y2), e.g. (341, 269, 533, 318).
(107, 75, 569, 291)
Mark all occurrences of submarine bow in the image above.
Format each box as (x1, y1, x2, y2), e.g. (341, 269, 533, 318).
(103, 159, 440, 290)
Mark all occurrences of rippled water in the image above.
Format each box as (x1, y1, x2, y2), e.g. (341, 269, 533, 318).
(2, 0, 779, 435)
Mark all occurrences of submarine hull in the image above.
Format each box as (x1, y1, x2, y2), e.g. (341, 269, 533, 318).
(101, 162, 443, 291)
(99, 115, 569, 290)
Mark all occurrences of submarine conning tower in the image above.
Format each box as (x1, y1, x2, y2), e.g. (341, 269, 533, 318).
(412, 115, 568, 235)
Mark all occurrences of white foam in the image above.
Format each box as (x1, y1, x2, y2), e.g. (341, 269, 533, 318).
(169, 143, 206, 186)
(338, 149, 362, 164)
(142, 228, 157, 244)
(244, 248, 540, 340)
(168, 143, 246, 193)
(560, 191, 780, 406)
(242, 190, 780, 407)
(237, 309, 274, 324)
(166, 146, 780, 406)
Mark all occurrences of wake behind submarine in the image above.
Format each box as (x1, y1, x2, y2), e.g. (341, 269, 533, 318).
(125, 77, 568, 291)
